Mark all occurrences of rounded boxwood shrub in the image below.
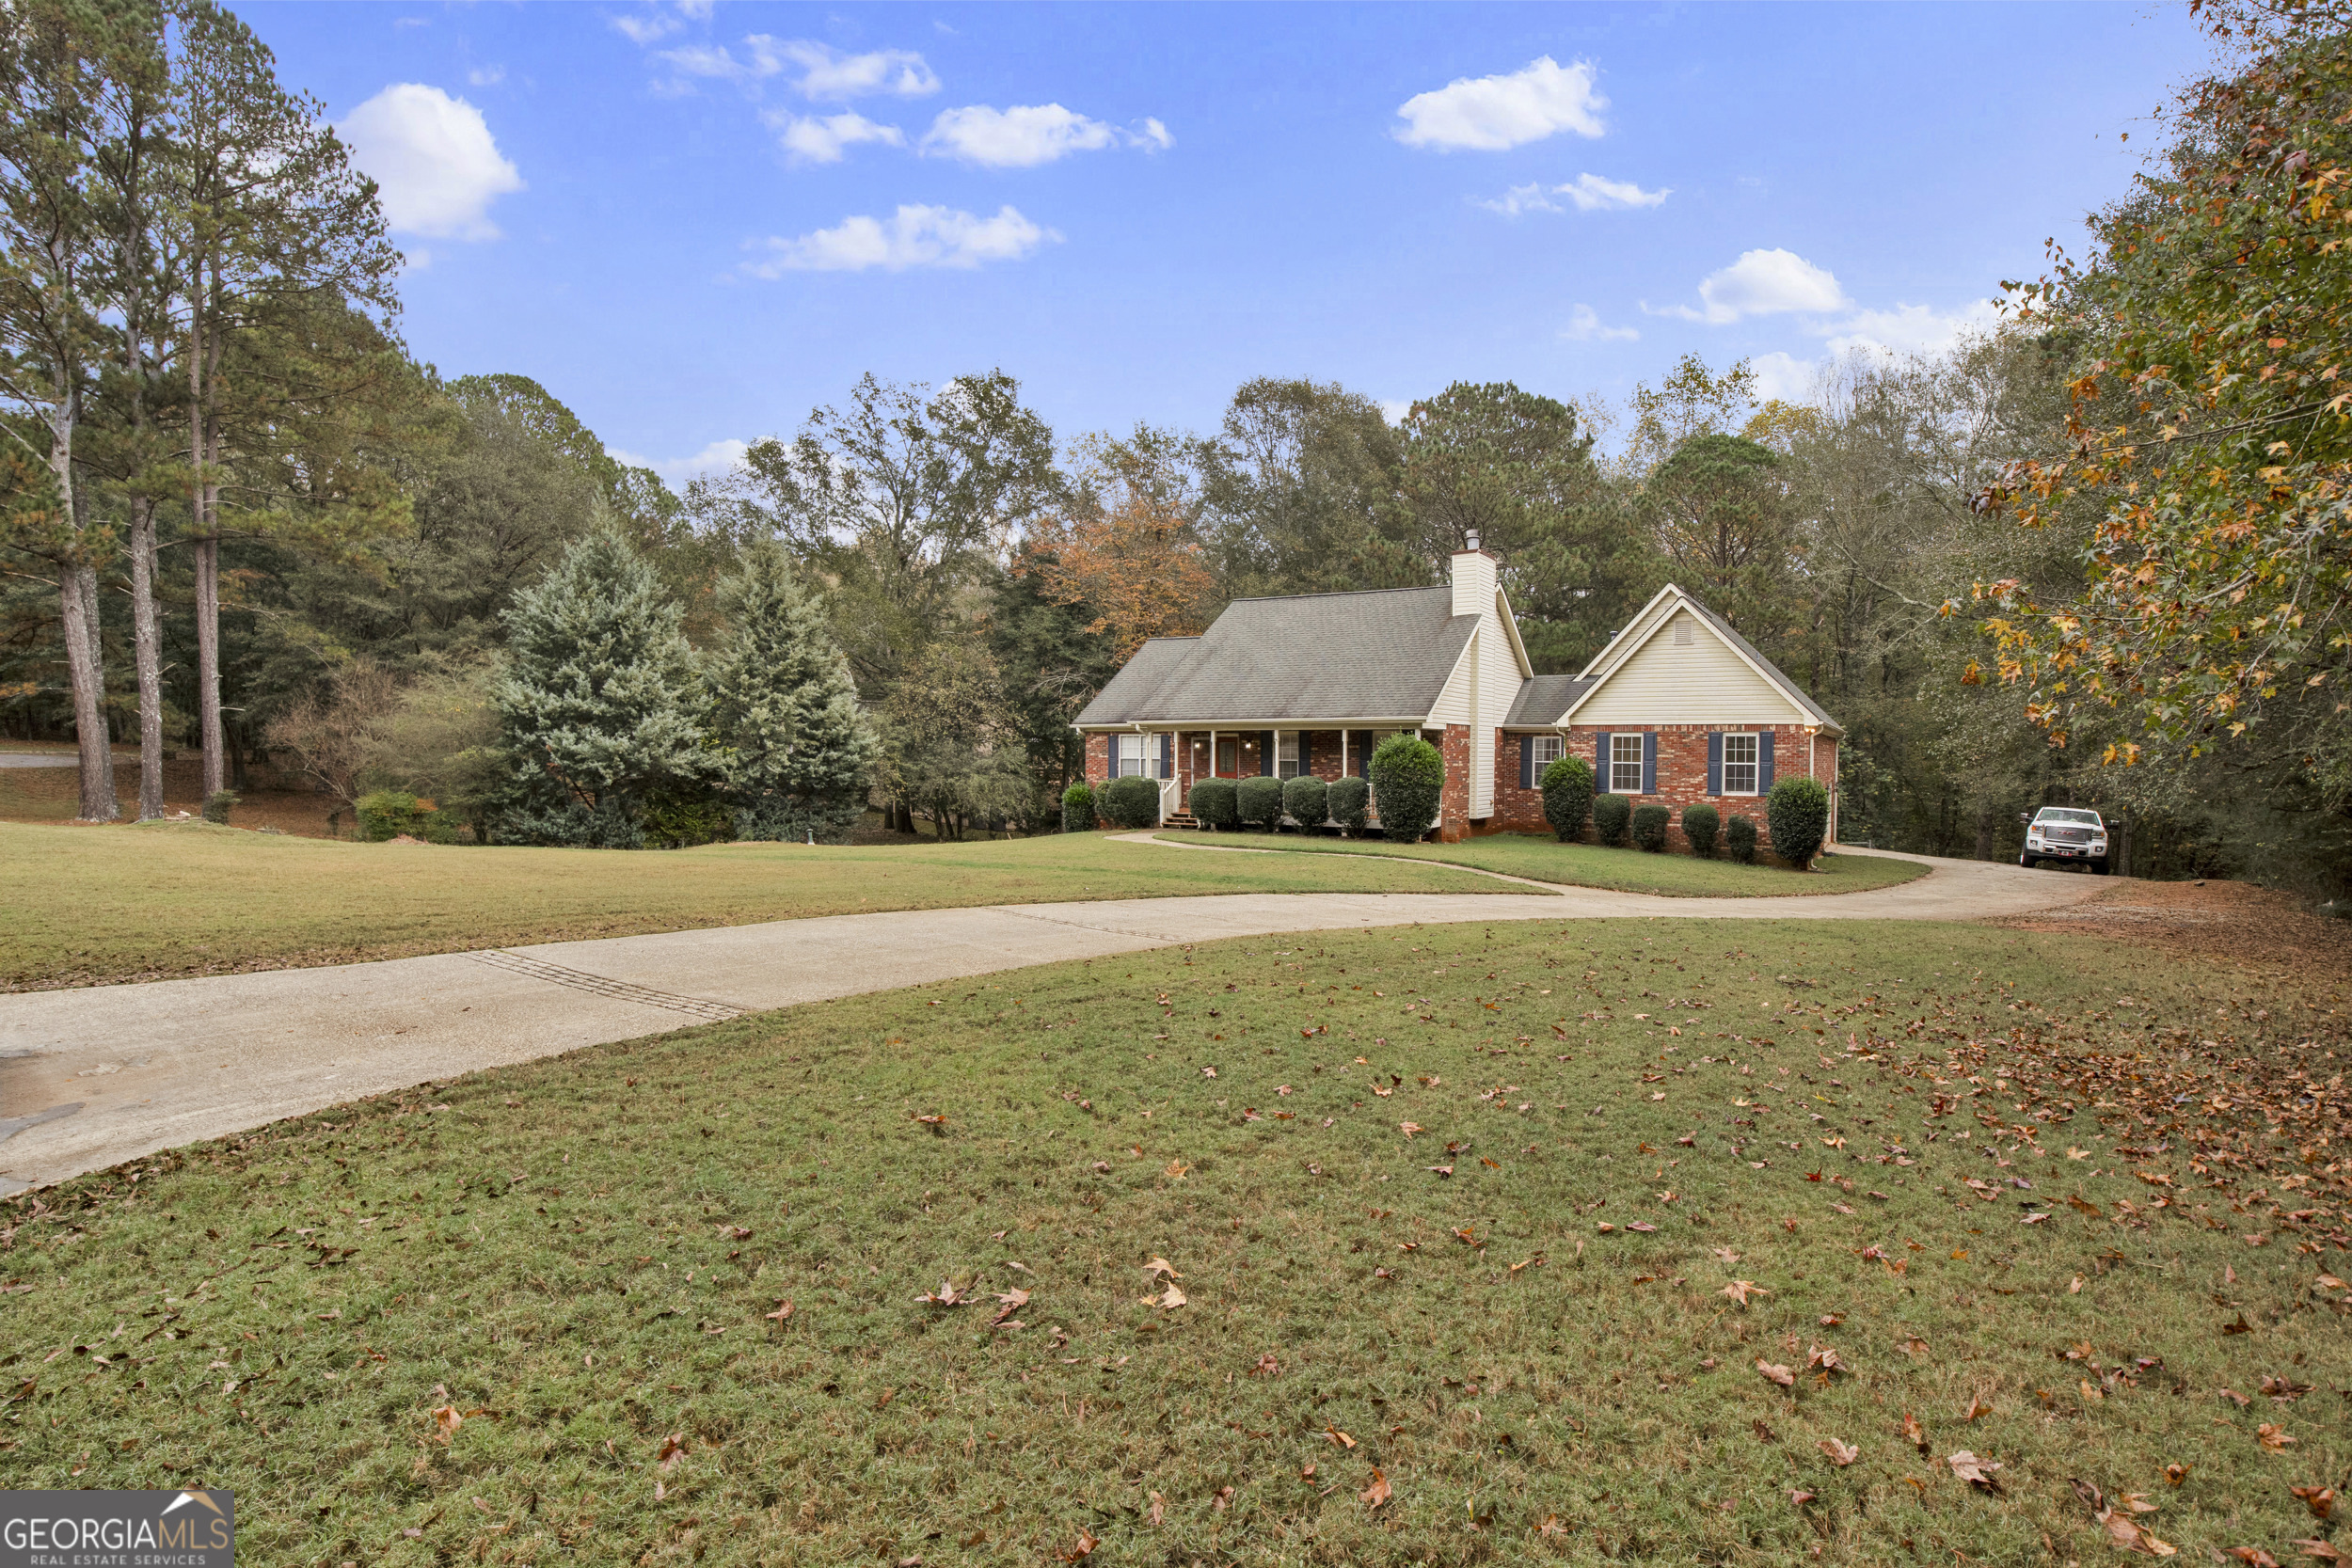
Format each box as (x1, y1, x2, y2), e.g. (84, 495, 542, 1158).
(1189, 777, 1239, 832)
(1725, 814, 1759, 864)
(1369, 734, 1444, 842)
(1100, 775, 1161, 831)
(1327, 776, 1370, 836)
(1237, 775, 1287, 831)
(1630, 802, 1671, 852)
(1060, 782, 1096, 833)
(1592, 792, 1631, 847)
(202, 788, 241, 826)
(1282, 773, 1328, 830)
(1766, 775, 1831, 869)
(1681, 801, 1721, 858)
(1539, 754, 1595, 843)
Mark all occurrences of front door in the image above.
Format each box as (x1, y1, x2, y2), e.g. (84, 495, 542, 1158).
(1216, 739, 1239, 777)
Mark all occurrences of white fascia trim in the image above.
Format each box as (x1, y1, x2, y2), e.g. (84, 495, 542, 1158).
(1494, 587, 1534, 679)
(1575, 583, 1684, 683)
(1559, 586, 1809, 728)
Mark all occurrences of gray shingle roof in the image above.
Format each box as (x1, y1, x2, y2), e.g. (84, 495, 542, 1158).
(1074, 586, 1476, 726)
(1502, 673, 1593, 728)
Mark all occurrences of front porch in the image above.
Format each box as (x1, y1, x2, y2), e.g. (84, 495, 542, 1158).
(1084, 727, 1416, 830)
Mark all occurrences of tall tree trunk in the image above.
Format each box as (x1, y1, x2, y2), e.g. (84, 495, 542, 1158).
(195, 529, 222, 797)
(58, 559, 117, 820)
(129, 499, 164, 818)
(1974, 806, 1996, 863)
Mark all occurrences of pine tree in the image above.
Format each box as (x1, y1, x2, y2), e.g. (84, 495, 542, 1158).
(707, 540, 878, 843)
(493, 521, 707, 847)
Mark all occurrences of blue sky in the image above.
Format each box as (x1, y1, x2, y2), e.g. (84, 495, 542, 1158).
(239, 1, 2211, 485)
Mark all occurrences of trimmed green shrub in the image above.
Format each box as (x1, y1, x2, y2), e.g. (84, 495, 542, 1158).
(1766, 775, 1831, 869)
(1681, 801, 1721, 858)
(1100, 775, 1161, 831)
(1369, 734, 1444, 842)
(1061, 783, 1096, 833)
(1189, 778, 1239, 831)
(1237, 775, 1287, 831)
(1631, 802, 1671, 852)
(356, 789, 421, 841)
(1281, 773, 1328, 830)
(1593, 792, 1631, 847)
(201, 789, 240, 826)
(1725, 814, 1758, 864)
(1327, 776, 1370, 836)
(1539, 754, 1594, 843)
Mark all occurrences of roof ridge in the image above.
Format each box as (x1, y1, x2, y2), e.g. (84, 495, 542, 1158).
(1220, 584, 1446, 606)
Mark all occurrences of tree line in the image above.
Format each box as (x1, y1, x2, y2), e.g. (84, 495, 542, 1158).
(3, 0, 2344, 889)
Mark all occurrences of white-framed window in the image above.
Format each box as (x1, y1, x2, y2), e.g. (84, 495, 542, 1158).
(1528, 734, 1564, 769)
(1721, 732, 1759, 795)
(1115, 734, 1165, 779)
(1277, 731, 1303, 779)
(1610, 734, 1645, 794)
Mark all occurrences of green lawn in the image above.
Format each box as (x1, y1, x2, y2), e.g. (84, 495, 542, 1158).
(1157, 829, 1932, 896)
(0, 823, 1503, 991)
(8, 919, 2344, 1566)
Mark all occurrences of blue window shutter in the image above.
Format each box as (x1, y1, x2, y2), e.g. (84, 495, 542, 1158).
(1758, 730, 1775, 791)
(1518, 736, 1535, 790)
(1596, 732, 1611, 793)
(1158, 734, 1172, 778)
(1260, 731, 1275, 776)
(1707, 732, 1723, 796)
(1642, 732, 1657, 795)
(1302, 731, 1315, 776)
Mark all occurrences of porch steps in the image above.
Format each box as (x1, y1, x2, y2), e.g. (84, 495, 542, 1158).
(1161, 812, 1200, 831)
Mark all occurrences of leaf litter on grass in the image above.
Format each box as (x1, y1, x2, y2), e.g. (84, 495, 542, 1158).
(3, 917, 2346, 1564)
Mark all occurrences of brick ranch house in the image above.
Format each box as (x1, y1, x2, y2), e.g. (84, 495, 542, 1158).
(1074, 539, 1841, 849)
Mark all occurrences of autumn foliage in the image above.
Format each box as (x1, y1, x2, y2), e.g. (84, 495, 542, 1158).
(1025, 434, 1217, 661)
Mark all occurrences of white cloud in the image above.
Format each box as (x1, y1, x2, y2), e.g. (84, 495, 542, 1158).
(1749, 351, 1817, 404)
(467, 64, 505, 88)
(660, 36, 939, 99)
(1651, 247, 1849, 324)
(1823, 298, 2001, 358)
(1378, 397, 1414, 425)
(1478, 172, 1669, 216)
(612, 12, 679, 45)
(920, 103, 1168, 167)
(766, 109, 905, 164)
(772, 39, 938, 100)
(340, 84, 523, 241)
(1561, 304, 1638, 342)
(1394, 56, 1605, 151)
(743, 204, 1057, 275)
(607, 438, 748, 488)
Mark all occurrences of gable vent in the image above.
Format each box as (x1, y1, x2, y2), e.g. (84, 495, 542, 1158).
(1673, 616, 1695, 646)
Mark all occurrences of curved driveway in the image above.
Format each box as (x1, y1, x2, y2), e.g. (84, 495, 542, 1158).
(0, 846, 2103, 1193)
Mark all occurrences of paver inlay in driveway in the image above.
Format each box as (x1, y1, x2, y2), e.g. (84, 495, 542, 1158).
(0, 848, 2102, 1191)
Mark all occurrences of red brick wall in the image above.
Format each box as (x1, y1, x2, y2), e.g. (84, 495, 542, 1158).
(1083, 732, 1111, 788)
(1437, 725, 1470, 842)
(1482, 724, 1836, 852)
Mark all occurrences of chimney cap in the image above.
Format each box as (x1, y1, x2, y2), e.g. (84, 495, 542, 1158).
(1464, 530, 1482, 552)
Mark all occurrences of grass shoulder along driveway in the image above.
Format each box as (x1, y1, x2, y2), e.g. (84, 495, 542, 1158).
(0, 822, 1504, 992)
(1156, 828, 1931, 896)
(7, 916, 2344, 1566)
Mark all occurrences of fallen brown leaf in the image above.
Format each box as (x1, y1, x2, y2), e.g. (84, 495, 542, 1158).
(2291, 1484, 2335, 1521)
(2258, 1423, 2296, 1451)
(1901, 1412, 1928, 1453)
(1360, 1468, 1391, 1509)
(1947, 1450, 2002, 1491)
(1756, 1360, 1795, 1387)
(1721, 1279, 1768, 1307)
(1819, 1438, 1859, 1466)
(1058, 1527, 1098, 1561)
(657, 1433, 686, 1472)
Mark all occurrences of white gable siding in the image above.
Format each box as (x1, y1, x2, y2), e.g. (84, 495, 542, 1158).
(1428, 637, 1474, 724)
(1573, 610, 1809, 725)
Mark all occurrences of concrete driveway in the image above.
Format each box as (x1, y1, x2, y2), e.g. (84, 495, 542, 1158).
(0, 847, 2104, 1193)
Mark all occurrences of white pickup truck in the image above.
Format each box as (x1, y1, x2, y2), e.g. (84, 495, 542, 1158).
(2019, 806, 2109, 874)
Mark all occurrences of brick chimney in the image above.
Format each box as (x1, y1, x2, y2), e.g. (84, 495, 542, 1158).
(1450, 531, 1495, 619)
